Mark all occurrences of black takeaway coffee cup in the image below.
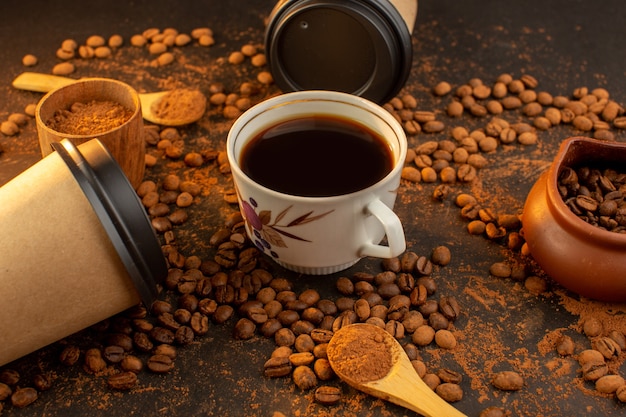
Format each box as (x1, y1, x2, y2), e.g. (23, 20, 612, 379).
(265, 0, 418, 104)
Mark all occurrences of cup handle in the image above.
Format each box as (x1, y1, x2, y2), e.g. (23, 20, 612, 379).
(358, 199, 406, 259)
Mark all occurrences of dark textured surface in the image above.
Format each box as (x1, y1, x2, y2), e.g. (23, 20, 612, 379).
(1, 1, 625, 416)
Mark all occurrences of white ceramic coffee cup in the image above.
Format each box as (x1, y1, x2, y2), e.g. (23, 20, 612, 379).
(227, 90, 407, 275)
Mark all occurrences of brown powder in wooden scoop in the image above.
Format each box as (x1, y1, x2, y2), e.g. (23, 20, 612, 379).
(328, 325, 393, 384)
(151, 88, 206, 121)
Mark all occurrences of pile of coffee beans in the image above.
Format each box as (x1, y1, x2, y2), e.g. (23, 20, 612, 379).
(558, 164, 626, 232)
(3, 19, 626, 415)
(257, 246, 465, 405)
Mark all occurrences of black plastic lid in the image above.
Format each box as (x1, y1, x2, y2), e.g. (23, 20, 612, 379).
(51, 139, 166, 307)
(265, 0, 414, 104)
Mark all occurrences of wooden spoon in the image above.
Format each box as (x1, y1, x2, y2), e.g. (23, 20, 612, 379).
(12, 72, 206, 126)
(327, 323, 467, 417)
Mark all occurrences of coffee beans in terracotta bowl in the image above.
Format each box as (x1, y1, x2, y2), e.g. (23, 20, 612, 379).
(521, 136, 626, 302)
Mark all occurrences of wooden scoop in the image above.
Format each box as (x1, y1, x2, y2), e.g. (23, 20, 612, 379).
(327, 323, 467, 417)
(12, 72, 206, 126)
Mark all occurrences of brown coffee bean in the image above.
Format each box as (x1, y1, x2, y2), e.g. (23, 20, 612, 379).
(354, 280, 375, 295)
(314, 358, 334, 380)
(133, 331, 154, 352)
(385, 320, 405, 338)
(264, 356, 292, 378)
(490, 262, 512, 278)
(608, 330, 626, 350)
(59, 345, 81, 366)
(429, 312, 449, 331)
(291, 320, 315, 335)
(120, 355, 144, 373)
(158, 312, 181, 331)
(275, 327, 296, 347)
(150, 327, 175, 344)
(491, 371, 524, 391)
(595, 375, 625, 394)
(387, 295, 410, 321)
(292, 334, 314, 353)
(423, 120, 445, 133)
(84, 348, 107, 374)
(501, 96, 522, 109)
(292, 365, 317, 390)
(174, 325, 195, 345)
(152, 344, 177, 360)
(382, 256, 402, 272)
(103, 345, 126, 363)
(353, 298, 371, 321)
(578, 349, 605, 365)
(439, 296, 460, 320)
(277, 310, 299, 326)
(555, 334, 575, 356)
(422, 373, 441, 391)
(32, 373, 53, 391)
(213, 304, 234, 324)
(415, 256, 433, 276)
(435, 329, 457, 349)
(447, 101, 464, 117)
(479, 406, 510, 417)
(412, 325, 436, 346)
(147, 354, 174, 373)
(457, 164, 477, 182)
(437, 368, 463, 385)
(582, 317, 603, 337)
(198, 298, 217, 316)
(259, 318, 282, 337)
(186, 312, 208, 336)
(582, 361, 608, 381)
(0, 383, 11, 401)
(418, 299, 439, 317)
(594, 337, 621, 359)
(289, 351, 315, 367)
(309, 329, 333, 345)
(11, 387, 38, 408)
(378, 282, 401, 299)
(233, 318, 256, 340)
(409, 284, 428, 306)
(314, 385, 342, 405)
(435, 383, 463, 402)
(402, 310, 425, 333)
(107, 371, 138, 390)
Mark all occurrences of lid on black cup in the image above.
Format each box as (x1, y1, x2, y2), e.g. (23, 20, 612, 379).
(52, 139, 166, 307)
(265, 0, 415, 104)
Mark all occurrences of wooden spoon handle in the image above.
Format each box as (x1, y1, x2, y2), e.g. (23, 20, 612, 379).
(12, 72, 76, 93)
(365, 360, 467, 417)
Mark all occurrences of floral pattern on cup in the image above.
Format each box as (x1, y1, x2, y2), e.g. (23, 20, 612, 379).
(240, 197, 334, 258)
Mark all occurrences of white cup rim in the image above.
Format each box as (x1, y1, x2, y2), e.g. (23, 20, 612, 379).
(226, 90, 408, 203)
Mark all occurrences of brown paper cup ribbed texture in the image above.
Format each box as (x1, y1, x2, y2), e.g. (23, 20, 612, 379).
(0, 151, 140, 366)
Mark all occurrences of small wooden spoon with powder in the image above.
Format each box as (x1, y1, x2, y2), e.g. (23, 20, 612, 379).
(12, 72, 206, 126)
(327, 323, 467, 417)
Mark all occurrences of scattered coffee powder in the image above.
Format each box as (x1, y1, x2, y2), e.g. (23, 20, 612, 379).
(46, 100, 133, 135)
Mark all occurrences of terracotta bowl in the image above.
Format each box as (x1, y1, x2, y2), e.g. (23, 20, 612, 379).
(35, 78, 145, 188)
(522, 136, 626, 302)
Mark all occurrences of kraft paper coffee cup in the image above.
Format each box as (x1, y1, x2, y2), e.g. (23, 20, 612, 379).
(0, 139, 166, 366)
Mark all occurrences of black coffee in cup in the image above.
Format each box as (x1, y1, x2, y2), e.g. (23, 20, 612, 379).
(239, 115, 394, 197)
